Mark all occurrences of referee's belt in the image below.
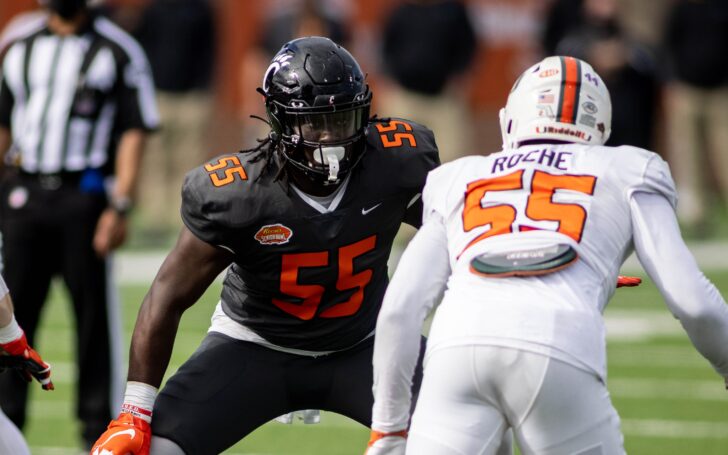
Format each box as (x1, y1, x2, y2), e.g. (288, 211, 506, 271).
(19, 170, 86, 190)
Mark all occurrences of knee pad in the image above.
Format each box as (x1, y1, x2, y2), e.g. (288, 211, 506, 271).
(150, 435, 186, 455)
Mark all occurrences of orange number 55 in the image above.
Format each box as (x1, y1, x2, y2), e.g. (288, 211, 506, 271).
(204, 156, 248, 187)
(375, 120, 417, 148)
(272, 236, 377, 320)
(461, 170, 596, 255)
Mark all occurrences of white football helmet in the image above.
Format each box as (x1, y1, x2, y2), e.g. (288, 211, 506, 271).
(500, 56, 611, 149)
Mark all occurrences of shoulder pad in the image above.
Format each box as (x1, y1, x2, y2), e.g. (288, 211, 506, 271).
(423, 157, 481, 223)
(369, 117, 438, 154)
(612, 146, 677, 209)
(181, 153, 263, 245)
(366, 117, 440, 190)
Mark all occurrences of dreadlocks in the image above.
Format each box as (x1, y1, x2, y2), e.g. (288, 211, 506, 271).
(241, 115, 286, 182)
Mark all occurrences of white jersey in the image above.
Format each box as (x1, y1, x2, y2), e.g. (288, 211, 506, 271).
(422, 143, 676, 378)
(371, 143, 728, 433)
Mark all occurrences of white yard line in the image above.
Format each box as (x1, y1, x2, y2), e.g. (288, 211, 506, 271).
(621, 241, 728, 272)
(609, 378, 728, 401)
(604, 310, 683, 341)
(115, 241, 728, 285)
(622, 419, 728, 439)
(607, 346, 708, 368)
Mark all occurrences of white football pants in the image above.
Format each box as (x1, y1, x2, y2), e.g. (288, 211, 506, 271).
(406, 346, 625, 455)
(0, 408, 30, 455)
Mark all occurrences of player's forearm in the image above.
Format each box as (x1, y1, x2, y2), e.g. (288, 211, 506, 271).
(127, 294, 184, 387)
(0, 126, 11, 174)
(0, 276, 12, 327)
(0, 294, 14, 327)
(372, 308, 422, 431)
(126, 269, 205, 387)
(632, 192, 728, 376)
(127, 228, 233, 386)
(372, 220, 450, 431)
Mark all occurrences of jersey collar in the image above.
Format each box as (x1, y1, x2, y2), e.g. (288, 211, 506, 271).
(290, 174, 351, 214)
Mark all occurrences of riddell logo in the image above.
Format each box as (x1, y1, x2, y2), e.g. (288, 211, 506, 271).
(254, 224, 293, 245)
(535, 125, 592, 141)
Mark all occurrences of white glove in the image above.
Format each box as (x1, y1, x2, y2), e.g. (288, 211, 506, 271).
(364, 430, 407, 455)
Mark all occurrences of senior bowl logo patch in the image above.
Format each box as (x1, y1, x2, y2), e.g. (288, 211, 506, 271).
(254, 224, 293, 245)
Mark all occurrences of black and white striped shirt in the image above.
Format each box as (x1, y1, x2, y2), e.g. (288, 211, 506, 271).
(0, 14, 159, 175)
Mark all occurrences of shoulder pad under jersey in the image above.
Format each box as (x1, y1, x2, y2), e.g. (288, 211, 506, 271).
(422, 156, 483, 223)
(615, 146, 678, 209)
(365, 117, 440, 192)
(181, 152, 274, 246)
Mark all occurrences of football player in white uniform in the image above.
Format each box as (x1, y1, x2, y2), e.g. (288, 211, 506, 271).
(0, 258, 54, 455)
(365, 56, 728, 455)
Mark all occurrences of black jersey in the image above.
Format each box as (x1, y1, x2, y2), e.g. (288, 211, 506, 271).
(181, 118, 439, 351)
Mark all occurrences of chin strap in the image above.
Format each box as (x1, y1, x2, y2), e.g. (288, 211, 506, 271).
(327, 153, 340, 182)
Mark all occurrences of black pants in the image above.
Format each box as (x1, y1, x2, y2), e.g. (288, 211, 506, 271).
(153, 332, 426, 455)
(0, 173, 116, 445)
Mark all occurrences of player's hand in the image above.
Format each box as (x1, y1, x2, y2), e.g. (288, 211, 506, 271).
(93, 208, 128, 257)
(365, 429, 407, 455)
(90, 412, 151, 455)
(0, 331, 53, 390)
(617, 275, 642, 288)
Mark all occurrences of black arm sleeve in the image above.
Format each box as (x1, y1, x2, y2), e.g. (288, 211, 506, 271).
(0, 75, 14, 128)
(115, 52, 159, 132)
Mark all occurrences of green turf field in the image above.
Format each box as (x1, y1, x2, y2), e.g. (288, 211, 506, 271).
(19, 270, 728, 454)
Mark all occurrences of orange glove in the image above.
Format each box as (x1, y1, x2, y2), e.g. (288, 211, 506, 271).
(617, 275, 642, 288)
(0, 331, 53, 390)
(90, 412, 151, 455)
(365, 429, 408, 455)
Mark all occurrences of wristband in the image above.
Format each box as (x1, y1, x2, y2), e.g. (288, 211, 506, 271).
(109, 196, 133, 217)
(0, 316, 23, 344)
(368, 429, 408, 446)
(121, 381, 158, 423)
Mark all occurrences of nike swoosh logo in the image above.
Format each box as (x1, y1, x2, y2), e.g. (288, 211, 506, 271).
(96, 428, 136, 451)
(407, 193, 422, 208)
(361, 203, 382, 215)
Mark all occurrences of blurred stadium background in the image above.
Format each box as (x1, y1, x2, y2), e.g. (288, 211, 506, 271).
(2, 0, 728, 453)
(0, 0, 688, 202)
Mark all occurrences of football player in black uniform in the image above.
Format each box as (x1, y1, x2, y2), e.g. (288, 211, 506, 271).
(90, 36, 440, 455)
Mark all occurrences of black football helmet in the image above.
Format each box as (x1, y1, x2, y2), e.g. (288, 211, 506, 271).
(45, 0, 89, 19)
(263, 36, 372, 186)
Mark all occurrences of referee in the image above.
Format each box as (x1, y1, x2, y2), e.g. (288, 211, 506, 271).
(0, 0, 159, 449)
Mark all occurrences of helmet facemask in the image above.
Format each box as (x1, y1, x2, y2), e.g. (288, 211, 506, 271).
(262, 37, 373, 188)
(268, 92, 371, 186)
